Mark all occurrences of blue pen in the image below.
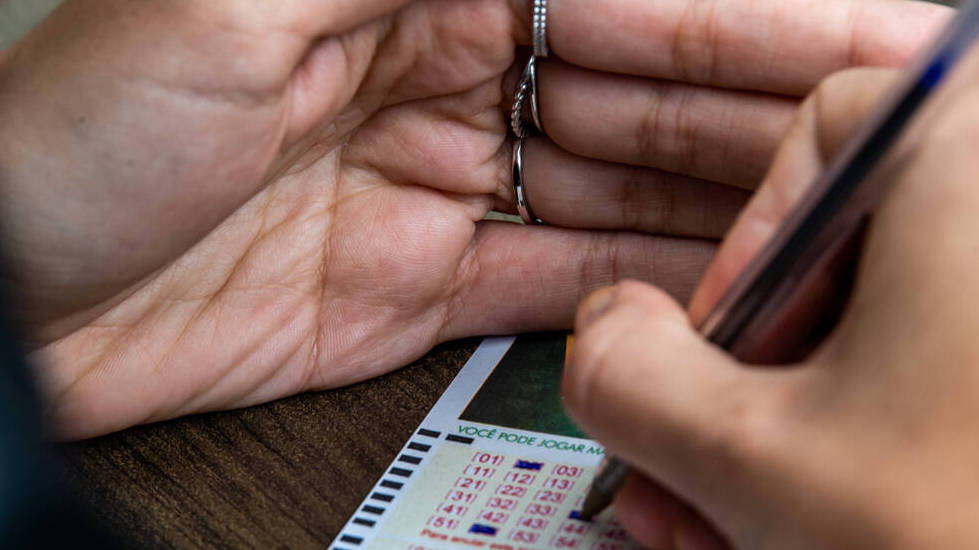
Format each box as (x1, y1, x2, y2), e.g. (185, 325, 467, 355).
(581, 0, 979, 520)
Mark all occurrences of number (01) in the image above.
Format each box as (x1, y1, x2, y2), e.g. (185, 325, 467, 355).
(472, 452, 505, 466)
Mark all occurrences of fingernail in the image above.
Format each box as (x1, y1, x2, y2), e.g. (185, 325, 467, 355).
(578, 287, 616, 329)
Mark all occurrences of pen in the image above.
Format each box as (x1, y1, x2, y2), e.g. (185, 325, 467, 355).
(579, 0, 979, 521)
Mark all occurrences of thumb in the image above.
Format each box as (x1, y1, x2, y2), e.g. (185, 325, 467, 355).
(563, 281, 787, 512)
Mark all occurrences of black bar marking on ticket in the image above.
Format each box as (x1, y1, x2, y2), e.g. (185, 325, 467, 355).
(389, 467, 413, 477)
(407, 442, 432, 453)
(418, 428, 441, 438)
(361, 505, 385, 515)
(339, 534, 364, 545)
(398, 454, 422, 465)
(370, 492, 395, 503)
(380, 480, 404, 490)
(353, 518, 376, 527)
(446, 434, 475, 444)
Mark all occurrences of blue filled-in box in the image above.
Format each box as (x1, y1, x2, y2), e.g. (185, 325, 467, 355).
(469, 524, 498, 536)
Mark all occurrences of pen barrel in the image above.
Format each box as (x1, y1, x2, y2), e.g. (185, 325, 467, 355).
(593, 459, 630, 495)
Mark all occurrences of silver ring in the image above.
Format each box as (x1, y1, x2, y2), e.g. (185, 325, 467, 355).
(512, 139, 544, 225)
(533, 0, 549, 58)
(510, 57, 544, 139)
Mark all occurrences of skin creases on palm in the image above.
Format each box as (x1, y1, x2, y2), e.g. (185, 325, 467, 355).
(30, 0, 940, 437)
(25, 0, 550, 439)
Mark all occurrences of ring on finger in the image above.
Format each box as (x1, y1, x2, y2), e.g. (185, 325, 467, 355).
(511, 56, 544, 138)
(533, 0, 549, 58)
(512, 139, 544, 225)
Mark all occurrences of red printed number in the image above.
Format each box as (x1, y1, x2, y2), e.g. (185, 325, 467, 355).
(509, 530, 540, 543)
(445, 490, 478, 504)
(436, 503, 469, 516)
(543, 477, 575, 491)
(524, 503, 556, 516)
(517, 517, 548, 530)
(552, 536, 580, 548)
(535, 490, 566, 503)
(463, 465, 497, 478)
(503, 472, 537, 485)
(478, 510, 510, 524)
(560, 522, 590, 535)
(496, 484, 527, 498)
(472, 452, 505, 466)
(455, 477, 487, 491)
(551, 465, 584, 478)
(486, 497, 518, 511)
(427, 516, 459, 530)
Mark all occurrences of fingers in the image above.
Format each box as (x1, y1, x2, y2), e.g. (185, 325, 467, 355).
(519, 139, 750, 238)
(541, 0, 950, 95)
(615, 473, 728, 550)
(537, 60, 797, 188)
(349, 86, 750, 239)
(562, 280, 784, 510)
(688, 68, 901, 323)
(213, 0, 413, 38)
(343, 80, 509, 201)
(439, 223, 715, 341)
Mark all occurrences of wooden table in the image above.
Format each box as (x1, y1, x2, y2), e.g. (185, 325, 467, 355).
(27, 1, 959, 547)
(58, 339, 479, 549)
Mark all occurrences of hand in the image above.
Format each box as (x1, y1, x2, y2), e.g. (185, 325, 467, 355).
(565, 30, 979, 550)
(0, 0, 944, 439)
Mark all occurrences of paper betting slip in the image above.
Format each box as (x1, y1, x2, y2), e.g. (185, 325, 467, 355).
(330, 333, 640, 550)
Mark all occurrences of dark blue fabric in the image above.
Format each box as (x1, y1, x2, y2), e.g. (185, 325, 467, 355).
(0, 296, 122, 548)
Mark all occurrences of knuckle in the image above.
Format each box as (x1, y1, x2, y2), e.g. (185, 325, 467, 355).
(618, 167, 649, 232)
(635, 84, 702, 176)
(635, 90, 665, 166)
(670, 0, 722, 84)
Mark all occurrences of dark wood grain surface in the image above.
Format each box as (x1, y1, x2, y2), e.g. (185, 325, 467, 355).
(34, 2, 960, 549)
(57, 339, 479, 549)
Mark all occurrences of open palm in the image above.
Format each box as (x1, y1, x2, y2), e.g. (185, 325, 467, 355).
(0, 0, 944, 439)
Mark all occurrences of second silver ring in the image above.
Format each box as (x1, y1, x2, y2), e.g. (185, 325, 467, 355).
(510, 56, 544, 139)
(512, 139, 544, 225)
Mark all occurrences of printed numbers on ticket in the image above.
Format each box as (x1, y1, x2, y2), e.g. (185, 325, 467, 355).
(331, 334, 640, 550)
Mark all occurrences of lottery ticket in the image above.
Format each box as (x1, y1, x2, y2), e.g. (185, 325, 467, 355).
(330, 333, 640, 550)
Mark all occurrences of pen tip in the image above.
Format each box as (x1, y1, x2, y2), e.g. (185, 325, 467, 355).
(579, 488, 611, 521)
